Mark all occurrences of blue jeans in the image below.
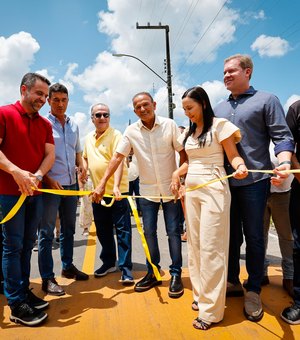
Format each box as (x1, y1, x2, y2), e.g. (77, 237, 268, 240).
(0, 194, 43, 307)
(139, 198, 182, 276)
(228, 179, 270, 293)
(0, 205, 3, 284)
(92, 196, 132, 271)
(290, 179, 300, 306)
(38, 184, 77, 279)
(129, 177, 141, 213)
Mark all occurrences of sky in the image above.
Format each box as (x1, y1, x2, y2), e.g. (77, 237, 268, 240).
(1, 0, 300, 140)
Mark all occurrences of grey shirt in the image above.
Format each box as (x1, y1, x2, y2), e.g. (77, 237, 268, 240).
(214, 86, 294, 186)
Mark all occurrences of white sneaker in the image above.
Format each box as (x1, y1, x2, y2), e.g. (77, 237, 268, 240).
(244, 291, 264, 322)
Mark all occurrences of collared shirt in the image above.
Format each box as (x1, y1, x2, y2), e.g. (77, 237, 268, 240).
(116, 115, 183, 202)
(214, 86, 294, 186)
(46, 114, 81, 186)
(83, 126, 128, 194)
(286, 99, 300, 162)
(0, 101, 54, 195)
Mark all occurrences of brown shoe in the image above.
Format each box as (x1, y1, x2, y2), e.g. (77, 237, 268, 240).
(244, 291, 264, 322)
(42, 278, 65, 296)
(283, 279, 294, 298)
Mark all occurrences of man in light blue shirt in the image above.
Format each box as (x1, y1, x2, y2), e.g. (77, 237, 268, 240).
(38, 83, 89, 296)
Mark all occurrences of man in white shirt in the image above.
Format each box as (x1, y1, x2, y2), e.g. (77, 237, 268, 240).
(91, 92, 186, 298)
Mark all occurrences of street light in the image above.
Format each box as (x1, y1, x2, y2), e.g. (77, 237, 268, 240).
(113, 53, 174, 119)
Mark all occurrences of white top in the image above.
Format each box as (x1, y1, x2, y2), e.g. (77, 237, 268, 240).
(128, 154, 139, 182)
(117, 115, 183, 202)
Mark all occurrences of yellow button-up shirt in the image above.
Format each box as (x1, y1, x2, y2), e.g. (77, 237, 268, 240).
(83, 126, 128, 194)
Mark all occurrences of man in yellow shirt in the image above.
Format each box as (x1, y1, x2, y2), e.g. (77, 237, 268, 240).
(83, 103, 133, 284)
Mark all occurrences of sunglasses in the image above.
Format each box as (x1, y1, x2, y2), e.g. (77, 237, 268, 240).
(92, 113, 110, 119)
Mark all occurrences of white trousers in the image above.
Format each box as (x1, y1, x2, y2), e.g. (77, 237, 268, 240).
(185, 172, 230, 323)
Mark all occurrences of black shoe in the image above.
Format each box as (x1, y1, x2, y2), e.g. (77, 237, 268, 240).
(26, 288, 49, 310)
(168, 275, 184, 298)
(226, 282, 244, 297)
(281, 304, 300, 325)
(10, 302, 48, 326)
(134, 273, 162, 292)
(42, 278, 65, 296)
(94, 265, 116, 278)
(62, 264, 89, 281)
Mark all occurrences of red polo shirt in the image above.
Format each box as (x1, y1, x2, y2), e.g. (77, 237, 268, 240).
(0, 101, 54, 195)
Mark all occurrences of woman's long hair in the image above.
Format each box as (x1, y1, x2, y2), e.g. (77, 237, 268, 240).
(182, 86, 215, 148)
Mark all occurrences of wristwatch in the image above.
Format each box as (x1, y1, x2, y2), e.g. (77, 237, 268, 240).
(35, 175, 43, 182)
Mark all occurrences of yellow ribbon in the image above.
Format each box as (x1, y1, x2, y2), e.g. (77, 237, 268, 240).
(127, 196, 162, 281)
(2, 169, 300, 224)
(186, 169, 300, 192)
(0, 194, 26, 224)
(2, 168, 300, 224)
(1, 168, 299, 281)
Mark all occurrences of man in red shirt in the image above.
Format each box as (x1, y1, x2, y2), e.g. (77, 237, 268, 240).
(0, 73, 55, 326)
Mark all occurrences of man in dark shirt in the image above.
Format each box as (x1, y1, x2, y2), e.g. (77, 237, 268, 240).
(281, 100, 300, 324)
(214, 54, 294, 322)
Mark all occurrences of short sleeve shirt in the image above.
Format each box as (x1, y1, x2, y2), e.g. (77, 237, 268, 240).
(0, 101, 54, 195)
(83, 127, 128, 194)
(46, 114, 82, 186)
(178, 118, 241, 170)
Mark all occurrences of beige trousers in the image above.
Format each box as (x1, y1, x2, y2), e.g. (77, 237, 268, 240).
(185, 171, 231, 323)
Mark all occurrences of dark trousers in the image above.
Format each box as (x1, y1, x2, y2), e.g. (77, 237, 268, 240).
(228, 179, 270, 293)
(129, 177, 141, 213)
(92, 196, 132, 271)
(290, 179, 300, 306)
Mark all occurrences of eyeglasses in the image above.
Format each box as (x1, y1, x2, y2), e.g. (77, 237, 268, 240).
(92, 113, 110, 119)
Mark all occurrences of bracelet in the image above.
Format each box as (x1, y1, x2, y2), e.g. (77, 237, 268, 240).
(236, 163, 245, 169)
(279, 160, 292, 166)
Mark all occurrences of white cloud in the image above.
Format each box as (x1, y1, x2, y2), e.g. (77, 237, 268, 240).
(35, 69, 55, 84)
(201, 80, 228, 107)
(72, 111, 94, 145)
(251, 34, 290, 57)
(253, 10, 266, 20)
(284, 94, 300, 112)
(0, 2, 242, 131)
(61, 0, 240, 130)
(0, 31, 40, 104)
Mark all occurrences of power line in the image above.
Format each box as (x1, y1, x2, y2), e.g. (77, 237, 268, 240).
(171, 0, 200, 50)
(177, 0, 229, 74)
(174, 0, 277, 83)
(158, 0, 171, 22)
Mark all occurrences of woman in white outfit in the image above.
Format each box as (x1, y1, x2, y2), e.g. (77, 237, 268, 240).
(171, 86, 248, 330)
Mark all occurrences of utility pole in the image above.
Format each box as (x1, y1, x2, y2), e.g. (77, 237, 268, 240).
(136, 22, 174, 119)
